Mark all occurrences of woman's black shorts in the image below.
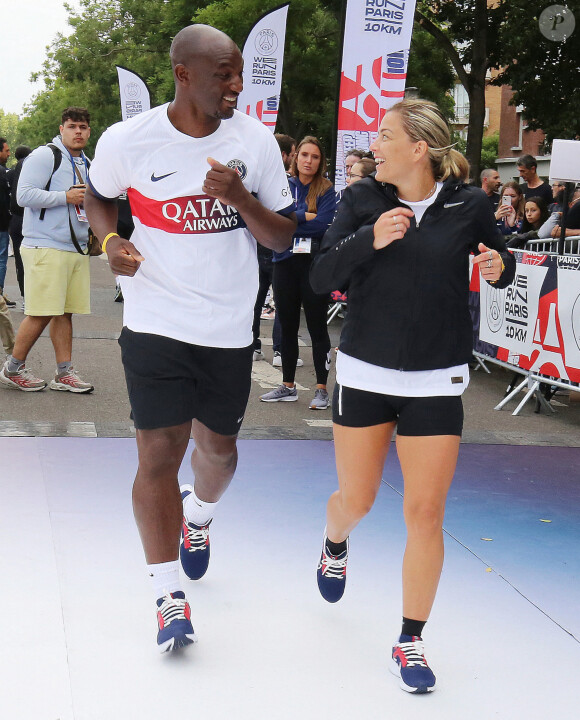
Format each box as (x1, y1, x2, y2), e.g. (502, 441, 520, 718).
(118, 327, 253, 435)
(332, 383, 464, 437)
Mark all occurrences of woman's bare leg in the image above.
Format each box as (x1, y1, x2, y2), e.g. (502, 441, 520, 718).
(396, 434, 460, 621)
(326, 422, 396, 542)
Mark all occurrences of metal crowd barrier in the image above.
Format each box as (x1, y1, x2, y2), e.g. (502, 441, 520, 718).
(525, 235, 580, 254)
(474, 239, 580, 415)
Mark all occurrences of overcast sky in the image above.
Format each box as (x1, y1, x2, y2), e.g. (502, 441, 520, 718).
(1, 0, 82, 115)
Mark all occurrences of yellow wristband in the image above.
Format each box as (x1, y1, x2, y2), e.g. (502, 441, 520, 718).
(101, 232, 119, 254)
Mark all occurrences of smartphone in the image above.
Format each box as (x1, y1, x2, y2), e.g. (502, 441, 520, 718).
(502, 195, 511, 207)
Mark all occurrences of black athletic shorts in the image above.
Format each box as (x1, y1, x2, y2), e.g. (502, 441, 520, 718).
(118, 327, 253, 435)
(332, 383, 464, 437)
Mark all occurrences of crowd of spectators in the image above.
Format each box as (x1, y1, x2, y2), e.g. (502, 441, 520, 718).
(482, 154, 580, 248)
(3, 117, 579, 403)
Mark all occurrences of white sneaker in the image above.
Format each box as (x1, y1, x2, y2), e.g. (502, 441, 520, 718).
(272, 351, 303, 368)
(253, 349, 264, 361)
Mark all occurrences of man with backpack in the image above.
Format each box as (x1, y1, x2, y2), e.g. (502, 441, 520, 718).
(0, 107, 94, 393)
(7, 145, 32, 306)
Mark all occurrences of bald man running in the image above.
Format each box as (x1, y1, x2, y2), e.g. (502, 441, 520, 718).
(85, 24, 296, 652)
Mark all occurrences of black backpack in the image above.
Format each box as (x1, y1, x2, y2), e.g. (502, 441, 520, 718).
(10, 143, 62, 218)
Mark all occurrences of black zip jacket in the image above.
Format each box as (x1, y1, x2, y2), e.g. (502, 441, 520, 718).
(310, 175, 516, 371)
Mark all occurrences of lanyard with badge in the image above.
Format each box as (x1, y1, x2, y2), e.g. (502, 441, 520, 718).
(291, 184, 312, 254)
(68, 151, 89, 223)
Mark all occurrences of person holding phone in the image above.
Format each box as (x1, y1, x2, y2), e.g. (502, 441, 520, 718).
(495, 181, 524, 235)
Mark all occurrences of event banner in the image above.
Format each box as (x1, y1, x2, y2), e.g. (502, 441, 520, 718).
(334, 0, 417, 191)
(237, 3, 289, 132)
(115, 66, 151, 121)
(475, 251, 580, 383)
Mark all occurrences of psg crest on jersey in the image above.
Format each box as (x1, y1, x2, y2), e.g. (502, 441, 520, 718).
(227, 159, 248, 180)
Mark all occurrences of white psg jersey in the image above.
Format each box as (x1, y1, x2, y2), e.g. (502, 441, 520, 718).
(89, 104, 293, 347)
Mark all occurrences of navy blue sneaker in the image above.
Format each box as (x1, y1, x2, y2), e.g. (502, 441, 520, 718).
(390, 634, 436, 693)
(180, 484, 211, 580)
(316, 532, 349, 603)
(156, 591, 197, 653)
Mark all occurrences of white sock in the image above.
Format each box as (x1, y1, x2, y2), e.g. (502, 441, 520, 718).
(184, 485, 219, 526)
(147, 560, 181, 600)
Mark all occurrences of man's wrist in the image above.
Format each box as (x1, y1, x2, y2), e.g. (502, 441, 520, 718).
(101, 232, 120, 254)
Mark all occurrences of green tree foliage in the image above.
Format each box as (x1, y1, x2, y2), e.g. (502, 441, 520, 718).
(17, 0, 208, 152)
(0, 110, 21, 166)
(406, 25, 455, 121)
(415, 0, 580, 175)
(192, 0, 341, 152)
(11, 0, 455, 164)
(415, 0, 499, 181)
(489, 1, 580, 146)
(480, 132, 499, 171)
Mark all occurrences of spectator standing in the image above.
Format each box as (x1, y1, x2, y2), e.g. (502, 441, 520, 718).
(347, 157, 376, 185)
(0, 293, 15, 357)
(517, 154, 553, 204)
(344, 149, 365, 183)
(0, 108, 94, 393)
(275, 133, 296, 170)
(495, 181, 524, 235)
(84, 25, 296, 653)
(548, 185, 580, 239)
(260, 135, 336, 409)
(547, 181, 567, 213)
(480, 168, 501, 211)
(521, 196, 550, 233)
(7, 145, 33, 305)
(506, 196, 551, 249)
(252, 133, 300, 367)
(0, 137, 14, 307)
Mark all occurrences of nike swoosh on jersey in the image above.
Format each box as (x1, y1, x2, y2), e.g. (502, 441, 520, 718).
(151, 171, 177, 182)
(443, 201, 465, 208)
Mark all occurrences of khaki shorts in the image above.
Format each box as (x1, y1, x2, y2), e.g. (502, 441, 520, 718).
(21, 247, 90, 316)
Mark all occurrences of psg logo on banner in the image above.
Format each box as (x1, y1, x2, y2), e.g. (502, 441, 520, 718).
(238, 4, 289, 132)
(116, 66, 151, 121)
(255, 29, 279, 55)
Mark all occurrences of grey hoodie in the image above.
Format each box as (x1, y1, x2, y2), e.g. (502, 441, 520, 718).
(18, 135, 90, 252)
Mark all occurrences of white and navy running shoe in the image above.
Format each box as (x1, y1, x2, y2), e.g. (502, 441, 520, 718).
(156, 591, 197, 653)
(316, 532, 349, 603)
(180, 484, 211, 580)
(390, 634, 436, 693)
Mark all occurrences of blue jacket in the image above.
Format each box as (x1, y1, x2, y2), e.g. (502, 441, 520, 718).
(18, 135, 90, 252)
(273, 176, 336, 262)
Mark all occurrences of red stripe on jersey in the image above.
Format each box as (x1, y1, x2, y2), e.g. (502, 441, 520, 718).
(127, 187, 246, 235)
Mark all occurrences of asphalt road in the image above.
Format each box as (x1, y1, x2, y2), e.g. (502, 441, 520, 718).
(1, 255, 579, 445)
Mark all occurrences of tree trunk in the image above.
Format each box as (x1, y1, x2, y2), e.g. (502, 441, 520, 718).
(465, 79, 486, 183)
(465, 0, 488, 183)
